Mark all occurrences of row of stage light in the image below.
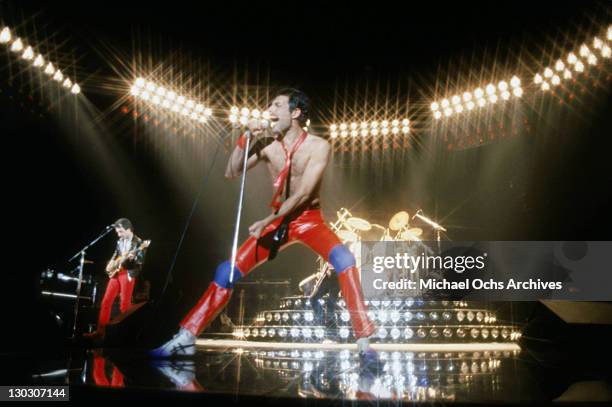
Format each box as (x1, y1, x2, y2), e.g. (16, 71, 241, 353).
(534, 35, 612, 91)
(2, 23, 611, 137)
(0, 26, 81, 94)
(130, 25, 611, 137)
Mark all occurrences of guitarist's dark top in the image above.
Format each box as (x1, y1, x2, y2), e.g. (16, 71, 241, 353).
(110, 235, 148, 278)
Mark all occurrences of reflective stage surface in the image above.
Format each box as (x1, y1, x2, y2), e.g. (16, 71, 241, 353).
(9, 341, 612, 404)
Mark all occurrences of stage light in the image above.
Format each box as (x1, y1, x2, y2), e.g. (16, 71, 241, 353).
(351, 129, 359, 137)
(497, 81, 508, 92)
(156, 87, 167, 97)
(52, 70, 63, 82)
(485, 84, 496, 95)
(10, 37, 23, 52)
(455, 104, 463, 113)
(474, 88, 484, 99)
(381, 120, 389, 128)
(533, 73, 543, 84)
(135, 77, 146, 88)
(466, 100, 475, 110)
(350, 122, 358, 130)
(330, 124, 337, 132)
(433, 111, 442, 119)
(404, 328, 414, 339)
(62, 78, 72, 88)
(239, 116, 248, 126)
(22, 46, 34, 60)
(371, 120, 379, 128)
(32, 54, 44, 67)
(185, 100, 195, 109)
(587, 54, 597, 65)
(402, 118, 409, 126)
(339, 327, 349, 339)
(462, 92, 472, 102)
(70, 84, 81, 95)
(444, 107, 453, 117)
(602, 45, 611, 58)
(392, 119, 400, 127)
(339, 123, 347, 131)
(360, 129, 369, 137)
(390, 328, 401, 340)
(512, 87, 523, 97)
(371, 128, 379, 136)
(551, 75, 560, 86)
(381, 128, 389, 136)
(0, 27, 11, 44)
(451, 95, 461, 105)
(340, 130, 348, 137)
(145, 81, 156, 92)
(251, 109, 260, 118)
(563, 69, 572, 79)
(608, 25, 612, 41)
(579, 44, 590, 58)
(574, 61, 584, 72)
(501, 90, 510, 100)
(177, 95, 186, 105)
(42, 62, 55, 76)
(441, 98, 450, 108)
(554, 59, 565, 71)
(378, 328, 388, 339)
(593, 37, 603, 49)
(488, 94, 498, 103)
(543, 67, 553, 78)
(567, 52, 578, 64)
(401, 126, 409, 134)
(477, 98, 486, 107)
(510, 76, 521, 88)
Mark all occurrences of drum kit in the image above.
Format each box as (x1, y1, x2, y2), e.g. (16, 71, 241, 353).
(329, 207, 444, 245)
(299, 207, 447, 297)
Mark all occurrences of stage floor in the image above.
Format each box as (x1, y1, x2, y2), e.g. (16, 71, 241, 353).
(5, 339, 611, 404)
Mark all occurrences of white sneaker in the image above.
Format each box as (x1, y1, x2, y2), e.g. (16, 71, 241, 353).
(149, 328, 196, 358)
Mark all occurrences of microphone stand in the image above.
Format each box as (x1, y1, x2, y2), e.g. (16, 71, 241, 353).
(68, 225, 114, 338)
(414, 210, 446, 252)
(229, 130, 252, 284)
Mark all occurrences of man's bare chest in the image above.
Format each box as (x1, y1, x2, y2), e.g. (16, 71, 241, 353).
(265, 143, 310, 178)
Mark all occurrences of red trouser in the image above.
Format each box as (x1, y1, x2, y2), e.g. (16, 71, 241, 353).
(181, 208, 376, 339)
(93, 355, 124, 387)
(98, 269, 136, 329)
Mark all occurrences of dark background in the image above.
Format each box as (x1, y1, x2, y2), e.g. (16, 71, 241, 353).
(0, 1, 610, 349)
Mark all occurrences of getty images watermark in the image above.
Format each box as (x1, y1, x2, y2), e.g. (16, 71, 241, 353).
(359, 241, 612, 301)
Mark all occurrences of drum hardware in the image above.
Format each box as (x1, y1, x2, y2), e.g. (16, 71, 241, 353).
(413, 209, 447, 250)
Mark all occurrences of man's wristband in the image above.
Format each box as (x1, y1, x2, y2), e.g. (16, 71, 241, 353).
(237, 133, 247, 149)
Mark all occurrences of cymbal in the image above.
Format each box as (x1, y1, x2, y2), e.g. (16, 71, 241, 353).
(346, 217, 372, 231)
(400, 228, 423, 241)
(389, 211, 410, 231)
(337, 229, 359, 243)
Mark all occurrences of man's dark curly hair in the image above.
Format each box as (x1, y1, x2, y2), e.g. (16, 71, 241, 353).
(276, 88, 310, 126)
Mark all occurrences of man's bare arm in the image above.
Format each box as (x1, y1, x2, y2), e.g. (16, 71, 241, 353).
(224, 143, 263, 179)
(225, 120, 272, 178)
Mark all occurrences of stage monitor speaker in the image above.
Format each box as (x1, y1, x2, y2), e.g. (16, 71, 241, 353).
(521, 301, 612, 360)
(104, 301, 152, 347)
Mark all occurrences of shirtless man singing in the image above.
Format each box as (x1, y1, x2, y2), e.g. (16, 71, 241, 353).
(151, 88, 375, 357)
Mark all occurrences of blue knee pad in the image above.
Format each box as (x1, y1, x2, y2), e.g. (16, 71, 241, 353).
(213, 260, 242, 289)
(328, 244, 356, 274)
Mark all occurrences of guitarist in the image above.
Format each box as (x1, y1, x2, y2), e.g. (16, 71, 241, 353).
(85, 218, 148, 341)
